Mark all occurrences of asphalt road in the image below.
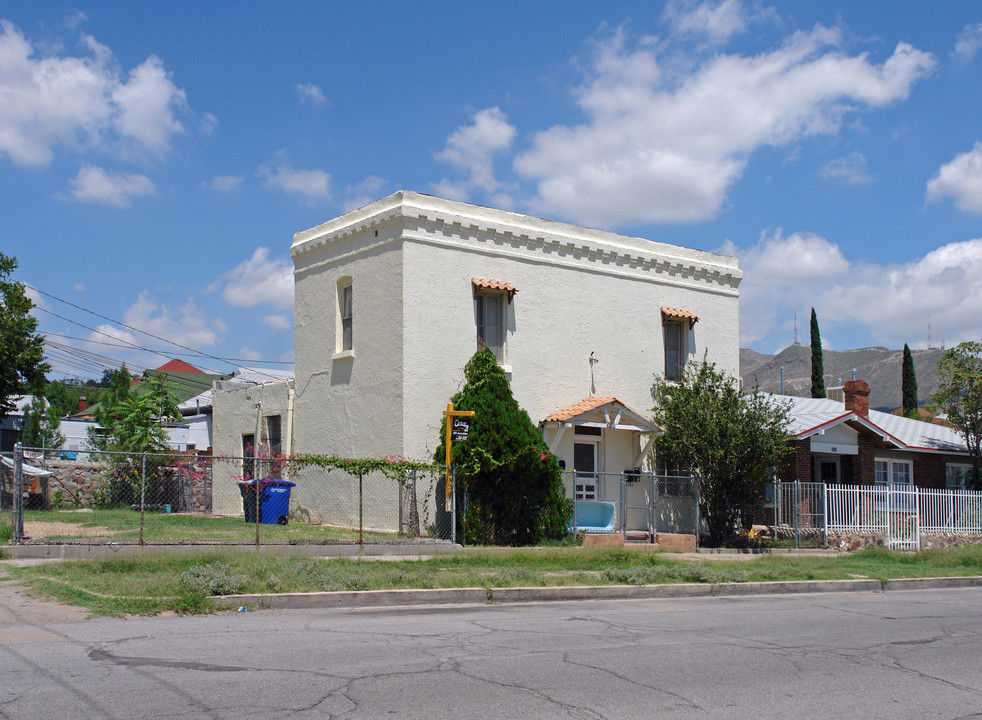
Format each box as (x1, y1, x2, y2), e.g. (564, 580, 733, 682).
(2, 587, 981, 719)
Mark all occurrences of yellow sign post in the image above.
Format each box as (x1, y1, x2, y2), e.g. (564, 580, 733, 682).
(443, 402, 475, 512)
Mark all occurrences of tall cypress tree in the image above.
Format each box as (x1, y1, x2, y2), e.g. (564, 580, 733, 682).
(810, 308, 825, 398)
(902, 343, 918, 418)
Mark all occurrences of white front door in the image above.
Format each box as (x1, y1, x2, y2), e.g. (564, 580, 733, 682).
(573, 442, 598, 499)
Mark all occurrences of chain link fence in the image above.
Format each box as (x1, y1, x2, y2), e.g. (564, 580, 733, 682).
(3, 445, 453, 546)
(564, 471, 700, 543)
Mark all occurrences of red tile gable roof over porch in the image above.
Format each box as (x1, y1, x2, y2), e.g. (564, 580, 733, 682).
(542, 396, 661, 434)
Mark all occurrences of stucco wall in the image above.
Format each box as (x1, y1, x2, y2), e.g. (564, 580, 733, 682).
(293, 228, 405, 459)
(291, 191, 741, 468)
(211, 378, 294, 515)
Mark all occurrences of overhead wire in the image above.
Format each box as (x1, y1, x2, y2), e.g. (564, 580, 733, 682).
(27, 285, 289, 381)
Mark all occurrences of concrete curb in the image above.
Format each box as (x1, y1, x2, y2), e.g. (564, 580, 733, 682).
(212, 576, 982, 611)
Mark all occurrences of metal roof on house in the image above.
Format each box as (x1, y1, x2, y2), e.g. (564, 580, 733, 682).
(768, 393, 967, 455)
(181, 367, 295, 413)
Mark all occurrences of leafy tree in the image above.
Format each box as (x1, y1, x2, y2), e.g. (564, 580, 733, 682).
(90, 370, 181, 454)
(931, 341, 982, 489)
(435, 348, 571, 545)
(0, 253, 49, 420)
(20, 394, 65, 450)
(902, 343, 919, 418)
(810, 308, 825, 398)
(90, 371, 182, 506)
(652, 357, 793, 546)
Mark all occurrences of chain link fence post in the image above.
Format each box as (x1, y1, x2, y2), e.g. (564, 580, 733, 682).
(451, 464, 457, 545)
(139, 453, 146, 546)
(694, 476, 700, 548)
(13, 443, 24, 544)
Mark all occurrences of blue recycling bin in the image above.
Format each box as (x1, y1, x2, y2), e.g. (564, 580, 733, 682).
(237, 479, 296, 525)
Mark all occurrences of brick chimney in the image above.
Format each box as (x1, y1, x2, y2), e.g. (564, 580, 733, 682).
(843, 380, 870, 417)
(78, 396, 87, 413)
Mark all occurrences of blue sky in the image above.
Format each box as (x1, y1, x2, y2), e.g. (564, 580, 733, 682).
(3, 1, 982, 380)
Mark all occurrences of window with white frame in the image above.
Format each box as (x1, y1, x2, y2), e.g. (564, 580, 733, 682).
(661, 308, 698, 381)
(946, 463, 972, 489)
(336, 278, 353, 353)
(475, 291, 505, 362)
(874, 458, 912, 485)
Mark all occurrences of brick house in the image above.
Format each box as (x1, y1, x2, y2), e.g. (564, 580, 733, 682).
(775, 380, 971, 489)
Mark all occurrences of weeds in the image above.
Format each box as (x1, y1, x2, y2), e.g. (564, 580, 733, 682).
(5, 545, 982, 617)
(181, 562, 247, 596)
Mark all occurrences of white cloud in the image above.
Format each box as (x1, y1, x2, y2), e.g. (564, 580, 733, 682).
(0, 20, 188, 167)
(122, 292, 222, 350)
(953, 23, 982, 63)
(209, 175, 244, 192)
(73, 283, 87, 292)
(514, 26, 935, 227)
(926, 142, 982, 214)
(435, 107, 516, 198)
(734, 231, 982, 348)
(217, 247, 294, 310)
(238, 347, 261, 362)
(111, 55, 186, 156)
(259, 163, 331, 203)
(262, 315, 290, 331)
(663, 0, 748, 44)
(296, 83, 327, 104)
(200, 112, 218, 135)
(342, 175, 388, 212)
(68, 165, 156, 206)
(819, 152, 874, 185)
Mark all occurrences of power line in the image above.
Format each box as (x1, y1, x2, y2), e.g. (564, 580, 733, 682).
(27, 285, 287, 380)
(42, 331, 293, 364)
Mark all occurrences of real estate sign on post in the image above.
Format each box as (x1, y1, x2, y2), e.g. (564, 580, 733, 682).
(442, 403, 475, 512)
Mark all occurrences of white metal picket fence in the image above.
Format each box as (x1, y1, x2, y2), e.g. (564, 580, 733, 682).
(820, 483, 982, 550)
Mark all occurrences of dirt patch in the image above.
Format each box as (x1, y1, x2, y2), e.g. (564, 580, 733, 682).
(0, 573, 92, 629)
(23, 521, 117, 539)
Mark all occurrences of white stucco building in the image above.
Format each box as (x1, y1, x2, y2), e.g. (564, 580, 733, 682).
(291, 191, 740, 468)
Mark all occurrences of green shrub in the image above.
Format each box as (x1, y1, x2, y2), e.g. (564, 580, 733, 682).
(0, 519, 11, 544)
(181, 562, 246, 596)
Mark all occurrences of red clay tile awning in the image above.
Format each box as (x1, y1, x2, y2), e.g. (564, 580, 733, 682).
(541, 396, 661, 434)
(661, 307, 699, 328)
(472, 278, 518, 303)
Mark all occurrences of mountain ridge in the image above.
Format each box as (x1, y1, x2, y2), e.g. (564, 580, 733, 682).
(740, 344, 945, 412)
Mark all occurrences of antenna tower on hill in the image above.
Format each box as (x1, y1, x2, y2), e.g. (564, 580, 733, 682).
(792, 305, 800, 346)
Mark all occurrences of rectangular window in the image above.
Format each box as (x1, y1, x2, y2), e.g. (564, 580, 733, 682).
(339, 282, 353, 352)
(946, 464, 971, 489)
(265, 415, 282, 455)
(665, 321, 683, 380)
(476, 292, 505, 361)
(874, 458, 912, 485)
(242, 433, 255, 480)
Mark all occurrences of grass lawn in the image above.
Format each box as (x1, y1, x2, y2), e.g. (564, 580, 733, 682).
(20, 508, 405, 543)
(3, 545, 982, 617)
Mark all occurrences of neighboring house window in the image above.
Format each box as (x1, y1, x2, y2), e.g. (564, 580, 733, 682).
(874, 458, 912, 485)
(242, 433, 255, 480)
(337, 278, 353, 353)
(265, 415, 282, 456)
(946, 464, 972, 489)
(475, 291, 505, 361)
